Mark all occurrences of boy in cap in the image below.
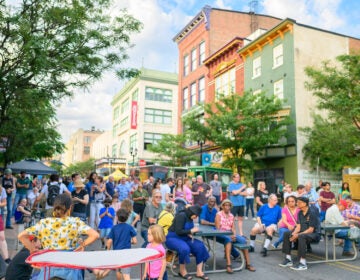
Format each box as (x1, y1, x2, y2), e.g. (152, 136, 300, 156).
(279, 196, 321, 270)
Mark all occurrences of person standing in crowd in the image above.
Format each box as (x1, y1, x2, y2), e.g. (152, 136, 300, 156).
(209, 174, 222, 206)
(18, 194, 99, 279)
(160, 178, 174, 207)
(116, 177, 131, 202)
(0, 182, 11, 264)
(2, 169, 16, 229)
(228, 173, 247, 236)
(183, 178, 193, 205)
(27, 186, 40, 209)
(141, 190, 163, 248)
(13, 171, 30, 217)
(296, 184, 307, 197)
(111, 193, 122, 224)
(255, 181, 269, 212)
(90, 176, 106, 229)
(283, 184, 296, 200)
(98, 198, 115, 249)
(316, 180, 323, 192)
(132, 182, 149, 222)
(143, 176, 155, 196)
(192, 175, 212, 207)
(71, 179, 89, 222)
(121, 199, 140, 229)
(325, 200, 355, 256)
(67, 173, 81, 193)
(272, 195, 299, 249)
(173, 178, 186, 200)
(85, 172, 97, 226)
(278, 180, 285, 202)
(249, 193, 282, 256)
(319, 182, 336, 222)
(245, 182, 256, 221)
(106, 176, 116, 198)
(304, 181, 320, 212)
(33, 174, 70, 218)
(338, 182, 351, 200)
(279, 197, 321, 271)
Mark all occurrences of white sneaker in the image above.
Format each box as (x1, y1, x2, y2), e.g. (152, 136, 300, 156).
(245, 216, 248, 220)
(252, 218, 257, 221)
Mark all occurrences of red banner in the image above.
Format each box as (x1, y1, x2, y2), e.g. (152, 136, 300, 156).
(131, 101, 138, 129)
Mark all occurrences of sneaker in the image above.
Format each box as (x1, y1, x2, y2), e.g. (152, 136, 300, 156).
(5, 226, 13, 229)
(279, 258, 293, 267)
(290, 263, 307, 271)
(4, 258, 11, 265)
(249, 246, 255, 253)
(342, 251, 355, 257)
(252, 218, 257, 221)
(271, 243, 278, 249)
(261, 247, 267, 257)
(245, 216, 248, 220)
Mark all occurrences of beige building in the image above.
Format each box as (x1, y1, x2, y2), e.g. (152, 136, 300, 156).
(111, 68, 178, 170)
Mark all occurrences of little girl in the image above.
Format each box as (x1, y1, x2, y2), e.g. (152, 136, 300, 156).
(121, 198, 140, 229)
(142, 225, 167, 280)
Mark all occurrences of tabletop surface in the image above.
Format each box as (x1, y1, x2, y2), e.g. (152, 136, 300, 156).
(194, 225, 232, 237)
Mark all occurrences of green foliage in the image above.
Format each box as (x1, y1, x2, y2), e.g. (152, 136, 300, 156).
(303, 54, 360, 170)
(183, 92, 292, 176)
(63, 158, 96, 178)
(147, 134, 197, 167)
(0, 0, 142, 165)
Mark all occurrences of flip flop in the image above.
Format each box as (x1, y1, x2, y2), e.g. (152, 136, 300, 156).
(196, 274, 209, 280)
(178, 273, 193, 280)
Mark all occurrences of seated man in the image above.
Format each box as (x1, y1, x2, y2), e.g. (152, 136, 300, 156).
(249, 193, 282, 256)
(325, 200, 355, 256)
(342, 195, 360, 226)
(14, 198, 32, 226)
(279, 196, 321, 271)
(199, 196, 217, 227)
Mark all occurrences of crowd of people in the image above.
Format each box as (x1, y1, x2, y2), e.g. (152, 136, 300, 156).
(0, 169, 358, 279)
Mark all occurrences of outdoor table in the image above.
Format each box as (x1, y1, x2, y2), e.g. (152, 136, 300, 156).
(308, 224, 358, 264)
(194, 225, 246, 273)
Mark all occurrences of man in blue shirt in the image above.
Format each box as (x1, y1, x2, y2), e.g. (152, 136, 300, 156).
(199, 196, 217, 226)
(116, 177, 131, 202)
(249, 193, 282, 256)
(228, 173, 247, 236)
(106, 176, 116, 197)
(67, 173, 80, 193)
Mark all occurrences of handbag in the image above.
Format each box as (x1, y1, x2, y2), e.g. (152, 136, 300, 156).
(347, 226, 360, 241)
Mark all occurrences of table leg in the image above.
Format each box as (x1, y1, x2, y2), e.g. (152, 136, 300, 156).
(212, 236, 216, 270)
(325, 232, 328, 261)
(332, 232, 336, 261)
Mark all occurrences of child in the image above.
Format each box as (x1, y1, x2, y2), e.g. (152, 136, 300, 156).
(98, 198, 115, 249)
(111, 193, 122, 224)
(121, 198, 140, 229)
(97, 208, 137, 280)
(142, 225, 167, 280)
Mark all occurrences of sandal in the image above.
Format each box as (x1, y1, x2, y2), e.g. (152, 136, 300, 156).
(196, 274, 209, 280)
(245, 264, 256, 272)
(226, 265, 233, 274)
(178, 273, 193, 280)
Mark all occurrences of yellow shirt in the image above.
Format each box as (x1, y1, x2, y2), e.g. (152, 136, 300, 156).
(157, 210, 174, 236)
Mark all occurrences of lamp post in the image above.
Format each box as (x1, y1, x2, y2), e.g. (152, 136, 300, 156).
(130, 147, 138, 167)
(197, 140, 205, 166)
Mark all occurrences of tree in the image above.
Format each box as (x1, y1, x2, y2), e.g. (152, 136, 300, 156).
(63, 158, 96, 178)
(147, 134, 197, 166)
(183, 92, 292, 176)
(0, 0, 142, 165)
(303, 54, 360, 170)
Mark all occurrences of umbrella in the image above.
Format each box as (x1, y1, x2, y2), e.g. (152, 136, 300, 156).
(7, 159, 58, 175)
(104, 169, 128, 181)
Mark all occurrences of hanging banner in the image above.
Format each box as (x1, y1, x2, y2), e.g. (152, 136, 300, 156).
(131, 101, 138, 129)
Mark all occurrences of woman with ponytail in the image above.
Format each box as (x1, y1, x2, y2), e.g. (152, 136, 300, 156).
(18, 193, 99, 280)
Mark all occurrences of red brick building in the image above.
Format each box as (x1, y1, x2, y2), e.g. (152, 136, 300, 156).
(173, 5, 282, 139)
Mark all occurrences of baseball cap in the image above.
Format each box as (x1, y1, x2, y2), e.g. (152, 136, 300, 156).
(339, 200, 348, 209)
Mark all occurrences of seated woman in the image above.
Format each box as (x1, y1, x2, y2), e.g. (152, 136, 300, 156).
(215, 199, 256, 274)
(165, 205, 209, 280)
(273, 195, 299, 249)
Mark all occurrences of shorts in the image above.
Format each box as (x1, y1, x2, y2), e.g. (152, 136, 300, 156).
(100, 228, 112, 238)
(231, 206, 245, 217)
(254, 222, 277, 233)
(0, 215, 4, 231)
(117, 267, 131, 275)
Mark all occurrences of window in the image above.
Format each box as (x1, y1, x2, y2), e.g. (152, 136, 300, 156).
(112, 144, 117, 157)
(183, 55, 189, 76)
(84, 136, 91, 144)
(83, 146, 90, 154)
(182, 87, 188, 111)
(112, 124, 119, 138)
(129, 134, 137, 151)
(273, 44, 283, 68)
(132, 89, 138, 101)
(113, 106, 119, 120)
(120, 116, 129, 128)
(215, 68, 235, 100)
(144, 108, 172, 124)
(145, 87, 172, 103)
(190, 82, 196, 107)
(191, 49, 197, 71)
(119, 140, 126, 156)
(121, 98, 129, 114)
(274, 79, 284, 99)
(144, 132, 163, 150)
(199, 41, 205, 65)
(198, 77, 205, 102)
(253, 57, 261, 78)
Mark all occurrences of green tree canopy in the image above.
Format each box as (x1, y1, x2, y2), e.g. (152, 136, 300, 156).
(183, 92, 292, 176)
(0, 0, 142, 165)
(147, 134, 196, 167)
(63, 158, 95, 178)
(303, 54, 360, 171)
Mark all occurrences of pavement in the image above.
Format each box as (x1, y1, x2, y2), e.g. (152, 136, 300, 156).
(4, 218, 360, 280)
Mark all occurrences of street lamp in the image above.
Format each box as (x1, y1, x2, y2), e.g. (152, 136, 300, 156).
(197, 140, 205, 166)
(130, 147, 138, 166)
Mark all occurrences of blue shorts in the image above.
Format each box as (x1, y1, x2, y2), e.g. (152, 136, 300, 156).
(100, 228, 112, 238)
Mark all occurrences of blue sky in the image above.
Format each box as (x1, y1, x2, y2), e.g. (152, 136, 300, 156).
(57, 0, 360, 142)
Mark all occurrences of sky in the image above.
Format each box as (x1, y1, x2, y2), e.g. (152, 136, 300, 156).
(57, 0, 360, 142)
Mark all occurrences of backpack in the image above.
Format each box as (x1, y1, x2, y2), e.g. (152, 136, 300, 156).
(47, 183, 60, 206)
